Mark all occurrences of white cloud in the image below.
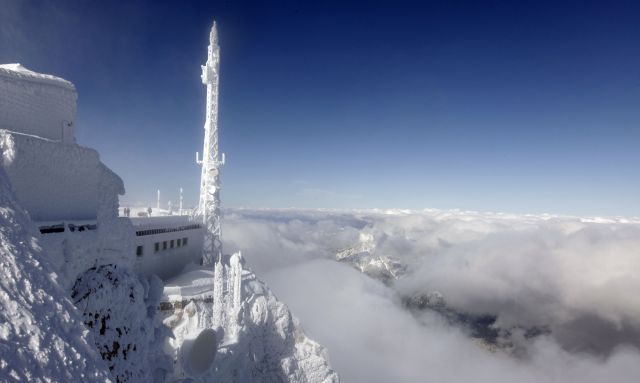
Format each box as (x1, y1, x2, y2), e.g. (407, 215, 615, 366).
(222, 208, 640, 382)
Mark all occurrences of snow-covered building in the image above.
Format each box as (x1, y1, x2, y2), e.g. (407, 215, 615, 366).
(132, 216, 204, 279)
(0, 63, 203, 282)
(0, 131, 123, 222)
(0, 64, 122, 223)
(0, 63, 132, 288)
(0, 63, 77, 143)
(0, 63, 166, 381)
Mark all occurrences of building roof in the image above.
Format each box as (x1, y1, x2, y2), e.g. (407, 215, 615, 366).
(0, 63, 75, 91)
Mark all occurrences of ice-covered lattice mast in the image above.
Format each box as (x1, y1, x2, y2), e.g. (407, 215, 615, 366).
(196, 21, 225, 266)
(195, 20, 243, 336)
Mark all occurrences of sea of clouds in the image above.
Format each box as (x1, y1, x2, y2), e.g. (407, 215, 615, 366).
(222, 208, 640, 383)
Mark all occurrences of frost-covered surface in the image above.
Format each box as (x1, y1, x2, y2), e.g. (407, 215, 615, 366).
(0, 129, 123, 221)
(71, 264, 172, 383)
(0, 165, 111, 382)
(198, 22, 223, 266)
(0, 64, 76, 142)
(162, 266, 339, 382)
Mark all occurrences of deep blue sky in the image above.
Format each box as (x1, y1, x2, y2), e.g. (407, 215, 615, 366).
(2, 0, 639, 216)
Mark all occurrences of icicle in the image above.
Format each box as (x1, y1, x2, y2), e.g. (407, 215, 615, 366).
(231, 251, 243, 313)
(212, 255, 225, 330)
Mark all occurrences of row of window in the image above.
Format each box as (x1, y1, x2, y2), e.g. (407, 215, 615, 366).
(135, 224, 201, 237)
(136, 237, 189, 257)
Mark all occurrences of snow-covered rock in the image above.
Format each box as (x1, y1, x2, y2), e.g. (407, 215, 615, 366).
(402, 290, 548, 356)
(162, 266, 339, 383)
(0, 164, 111, 382)
(71, 264, 172, 382)
(336, 232, 405, 285)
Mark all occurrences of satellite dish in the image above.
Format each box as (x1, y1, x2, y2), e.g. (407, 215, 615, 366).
(187, 328, 218, 374)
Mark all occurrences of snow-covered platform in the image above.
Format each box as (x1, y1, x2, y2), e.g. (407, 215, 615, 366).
(162, 267, 218, 305)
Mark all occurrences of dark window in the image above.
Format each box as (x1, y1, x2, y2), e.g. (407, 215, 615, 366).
(170, 240, 175, 248)
(136, 245, 143, 257)
(177, 238, 182, 247)
(183, 237, 188, 246)
(154, 242, 159, 253)
(163, 241, 167, 250)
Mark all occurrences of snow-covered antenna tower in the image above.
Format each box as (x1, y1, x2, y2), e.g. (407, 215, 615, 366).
(179, 187, 183, 215)
(157, 189, 160, 210)
(196, 21, 225, 266)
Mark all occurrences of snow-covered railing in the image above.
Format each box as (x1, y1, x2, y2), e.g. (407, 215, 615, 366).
(38, 222, 97, 234)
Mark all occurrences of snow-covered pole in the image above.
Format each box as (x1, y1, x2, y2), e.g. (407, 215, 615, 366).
(179, 187, 183, 215)
(156, 189, 160, 210)
(197, 21, 224, 266)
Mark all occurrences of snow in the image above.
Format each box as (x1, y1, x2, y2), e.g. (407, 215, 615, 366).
(0, 64, 77, 143)
(0, 129, 124, 222)
(335, 232, 406, 284)
(0, 164, 111, 382)
(0, 64, 75, 90)
(0, 60, 340, 383)
(71, 264, 171, 382)
(198, 22, 223, 266)
(0, 156, 167, 383)
(162, 265, 339, 382)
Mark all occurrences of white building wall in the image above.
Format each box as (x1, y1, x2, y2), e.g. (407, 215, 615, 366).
(0, 64, 77, 143)
(0, 130, 123, 221)
(131, 216, 204, 280)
